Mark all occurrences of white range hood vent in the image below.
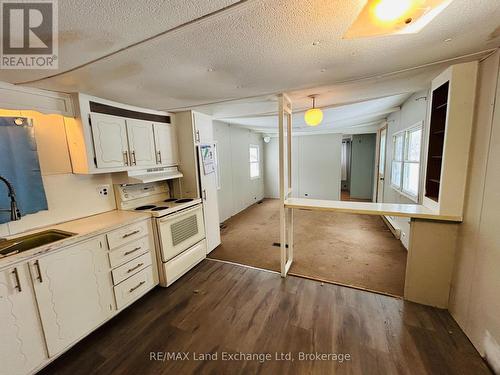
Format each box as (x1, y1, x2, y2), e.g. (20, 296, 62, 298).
(112, 166, 183, 185)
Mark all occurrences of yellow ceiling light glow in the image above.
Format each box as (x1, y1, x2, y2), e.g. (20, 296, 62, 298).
(374, 0, 412, 22)
(304, 96, 323, 127)
(344, 0, 454, 39)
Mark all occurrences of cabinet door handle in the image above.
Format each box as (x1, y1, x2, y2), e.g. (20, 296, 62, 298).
(34, 260, 43, 283)
(12, 267, 21, 292)
(196, 130, 200, 142)
(123, 151, 129, 166)
(202, 189, 207, 200)
(129, 281, 145, 293)
(131, 151, 137, 165)
(127, 263, 144, 274)
(122, 230, 140, 239)
(124, 246, 141, 256)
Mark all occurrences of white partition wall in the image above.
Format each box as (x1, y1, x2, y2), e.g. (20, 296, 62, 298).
(278, 94, 294, 276)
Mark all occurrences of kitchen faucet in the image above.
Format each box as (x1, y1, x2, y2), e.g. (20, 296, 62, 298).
(0, 175, 21, 222)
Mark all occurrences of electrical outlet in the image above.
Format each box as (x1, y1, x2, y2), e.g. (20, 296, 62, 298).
(97, 185, 111, 197)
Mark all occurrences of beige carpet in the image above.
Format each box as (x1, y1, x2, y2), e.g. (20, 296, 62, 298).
(209, 199, 407, 296)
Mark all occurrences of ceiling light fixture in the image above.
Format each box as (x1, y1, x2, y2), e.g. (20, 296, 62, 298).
(374, 0, 412, 22)
(344, 0, 454, 38)
(304, 95, 323, 127)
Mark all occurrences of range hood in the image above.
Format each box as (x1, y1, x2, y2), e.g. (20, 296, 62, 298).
(112, 166, 183, 185)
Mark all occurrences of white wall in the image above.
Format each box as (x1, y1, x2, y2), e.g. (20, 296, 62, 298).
(264, 134, 342, 200)
(449, 51, 500, 362)
(213, 122, 264, 222)
(0, 109, 116, 236)
(380, 90, 429, 247)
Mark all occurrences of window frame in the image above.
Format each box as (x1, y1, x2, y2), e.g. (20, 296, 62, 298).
(249, 144, 260, 180)
(390, 122, 423, 202)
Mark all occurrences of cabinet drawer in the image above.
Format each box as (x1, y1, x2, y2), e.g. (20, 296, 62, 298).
(114, 266, 155, 309)
(164, 240, 206, 286)
(112, 252, 152, 285)
(107, 220, 149, 249)
(108, 236, 150, 268)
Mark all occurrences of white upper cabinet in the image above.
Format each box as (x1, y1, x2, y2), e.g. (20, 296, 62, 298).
(126, 119, 157, 167)
(193, 111, 214, 143)
(66, 93, 175, 174)
(90, 113, 129, 168)
(154, 122, 179, 166)
(0, 264, 47, 375)
(30, 236, 114, 357)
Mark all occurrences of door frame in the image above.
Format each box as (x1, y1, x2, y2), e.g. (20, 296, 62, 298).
(375, 124, 387, 203)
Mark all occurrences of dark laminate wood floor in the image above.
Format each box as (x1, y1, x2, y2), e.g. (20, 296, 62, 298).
(38, 260, 491, 375)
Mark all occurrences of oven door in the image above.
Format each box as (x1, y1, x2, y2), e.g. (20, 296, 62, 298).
(157, 205, 206, 262)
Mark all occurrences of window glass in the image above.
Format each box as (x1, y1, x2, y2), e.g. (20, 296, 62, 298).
(249, 145, 259, 163)
(391, 124, 422, 200)
(379, 129, 386, 175)
(249, 145, 260, 179)
(391, 161, 402, 188)
(403, 163, 419, 197)
(394, 133, 404, 161)
(407, 128, 422, 162)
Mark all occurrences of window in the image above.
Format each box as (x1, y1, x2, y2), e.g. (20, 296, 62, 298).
(249, 144, 260, 179)
(391, 123, 423, 200)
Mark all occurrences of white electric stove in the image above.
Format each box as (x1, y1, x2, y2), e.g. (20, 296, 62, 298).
(115, 182, 201, 217)
(115, 182, 206, 287)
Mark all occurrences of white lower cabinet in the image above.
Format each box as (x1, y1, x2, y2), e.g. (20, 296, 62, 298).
(0, 218, 158, 374)
(0, 265, 47, 375)
(30, 236, 115, 357)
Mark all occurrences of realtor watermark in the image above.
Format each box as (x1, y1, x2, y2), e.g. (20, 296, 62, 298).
(150, 351, 352, 364)
(1, 0, 58, 69)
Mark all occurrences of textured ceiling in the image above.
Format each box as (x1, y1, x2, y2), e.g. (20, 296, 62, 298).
(206, 92, 411, 134)
(1, 0, 499, 113)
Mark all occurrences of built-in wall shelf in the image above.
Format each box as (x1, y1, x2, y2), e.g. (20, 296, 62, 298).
(284, 198, 462, 222)
(434, 102, 448, 110)
(422, 61, 478, 218)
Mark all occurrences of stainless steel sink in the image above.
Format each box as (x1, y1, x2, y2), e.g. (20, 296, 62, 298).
(0, 229, 76, 258)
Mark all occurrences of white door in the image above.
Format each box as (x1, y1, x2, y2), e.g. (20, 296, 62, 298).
(0, 264, 47, 375)
(376, 127, 387, 203)
(153, 123, 179, 166)
(126, 119, 157, 167)
(198, 144, 221, 253)
(193, 112, 214, 144)
(31, 236, 114, 356)
(90, 113, 129, 168)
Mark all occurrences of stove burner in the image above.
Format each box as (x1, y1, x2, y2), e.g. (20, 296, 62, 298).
(164, 198, 177, 202)
(135, 205, 156, 211)
(152, 206, 168, 211)
(175, 198, 194, 203)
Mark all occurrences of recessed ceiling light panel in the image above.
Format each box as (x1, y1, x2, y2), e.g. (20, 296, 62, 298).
(344, 0, 454, 39)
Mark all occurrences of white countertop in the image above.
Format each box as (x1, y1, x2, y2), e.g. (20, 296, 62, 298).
(0, 210, 151, 270)
(284, 198, 462, 222)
